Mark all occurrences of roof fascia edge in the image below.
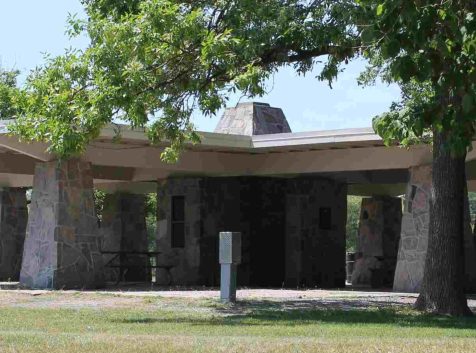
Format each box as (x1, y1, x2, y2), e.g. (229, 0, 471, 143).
(251, 129, 382, 148)
(100, 124, 253, 149)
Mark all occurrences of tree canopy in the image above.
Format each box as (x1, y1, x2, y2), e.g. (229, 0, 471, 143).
(4, 1, 476, 158)
(362, 0, 476, 156)
(7, 0, 358, 161)
(0, 69, 21, 119)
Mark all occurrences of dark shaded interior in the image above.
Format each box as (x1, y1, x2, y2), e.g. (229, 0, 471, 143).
(197, 176, 345, 288)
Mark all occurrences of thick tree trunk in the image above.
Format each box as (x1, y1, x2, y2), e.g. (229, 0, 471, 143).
(414, 129, 472, 316)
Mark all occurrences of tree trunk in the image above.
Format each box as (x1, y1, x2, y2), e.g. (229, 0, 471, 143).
(414, 128, 473, 316)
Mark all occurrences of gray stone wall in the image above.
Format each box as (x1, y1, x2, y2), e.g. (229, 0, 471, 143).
(176, 177, 288, 287)
(244, 178, 287, 287)
(351, 196, 402, 287)
(209, 177, 287, 287)
(20, 159, 104, 289)
(285, 179, 347, 288)
(199, 178, 242, 286)
(0, 188, 28, 281)
(156, 176, 346, 288)
(393, 164, 476, 292)
(101, 193, 149, 282)
(393, 165, 432, 292)
(156, 178, 202, 285)
(100, 193, 122, 282)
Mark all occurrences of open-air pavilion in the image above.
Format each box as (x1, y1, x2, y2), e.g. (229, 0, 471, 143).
(0, 102, 475, 292)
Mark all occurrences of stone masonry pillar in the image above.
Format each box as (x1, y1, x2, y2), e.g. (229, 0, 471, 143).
(19, 159, 104, 289)
(393, 165, 432, 292)
(0, 188, 28, 281)
(351, 196, 402, 287)
(100, 193, 149, 282)
(393, 164, 476, 292)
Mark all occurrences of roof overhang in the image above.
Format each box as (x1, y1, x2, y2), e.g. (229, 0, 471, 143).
(0, 120, 475, 193)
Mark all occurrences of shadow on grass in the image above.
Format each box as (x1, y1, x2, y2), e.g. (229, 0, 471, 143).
(114, 299, 476, 330)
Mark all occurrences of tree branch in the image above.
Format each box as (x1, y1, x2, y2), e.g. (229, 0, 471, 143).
(259, 45, 351, 65)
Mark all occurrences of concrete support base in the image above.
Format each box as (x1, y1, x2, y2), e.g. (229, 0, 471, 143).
(0, 188, 28, 281)
(19, 159, 104, 289)
(101, 193, 149, 282)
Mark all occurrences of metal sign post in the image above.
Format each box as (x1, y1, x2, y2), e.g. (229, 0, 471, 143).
(219, 232, 241, 303)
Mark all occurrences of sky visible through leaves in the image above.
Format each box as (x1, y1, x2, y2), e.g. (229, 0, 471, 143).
(0, 0, 401, 133)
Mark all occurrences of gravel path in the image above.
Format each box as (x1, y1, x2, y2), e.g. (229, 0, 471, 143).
(0, 286, 475, 311)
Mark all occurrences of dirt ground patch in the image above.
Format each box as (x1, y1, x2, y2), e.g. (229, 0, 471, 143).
(0, 286, 474, 312)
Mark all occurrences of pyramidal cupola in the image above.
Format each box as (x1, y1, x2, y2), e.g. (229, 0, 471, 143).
(214, 102, 292, 136)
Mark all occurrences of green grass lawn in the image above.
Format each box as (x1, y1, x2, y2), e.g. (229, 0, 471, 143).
(0, 294, 475, 352)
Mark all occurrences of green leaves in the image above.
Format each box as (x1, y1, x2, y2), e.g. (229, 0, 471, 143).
(360, 27, 376, 44)
(359, 0, 476, 154)
(13, 0, 476, 160)
(390, 56, 416, 83)
(4, 0, 360, 161)
(438, 9, 447, 21)
(7, 51, 110, 157)
(381, 39, 400, 59)
(0, 69, 21, 119)
(463, 94, 475, 114)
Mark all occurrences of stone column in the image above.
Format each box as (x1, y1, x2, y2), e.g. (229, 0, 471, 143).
(19, 159, 104, 289)
(100, 193, 149, 282)
(393, 165, 432, 292)
(0, 188, 28, 281)
(393, 164, 476, 292)
(351, 196, 402, 287)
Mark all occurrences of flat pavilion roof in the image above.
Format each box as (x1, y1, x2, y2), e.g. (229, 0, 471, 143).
(1, 121, 476, 195)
